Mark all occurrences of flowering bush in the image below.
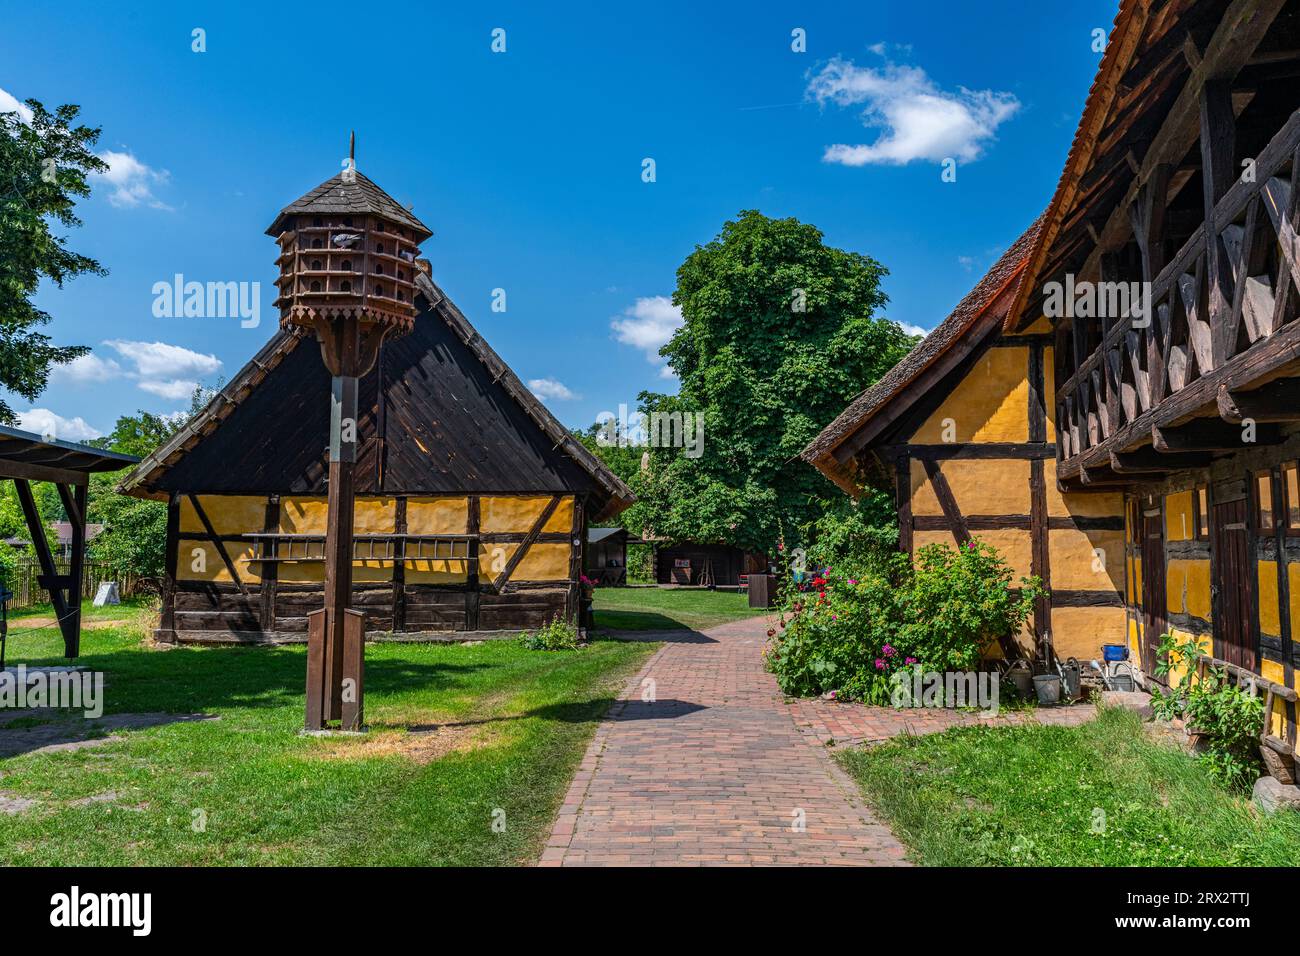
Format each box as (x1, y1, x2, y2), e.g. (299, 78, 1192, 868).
(764, 540, 1042, 703)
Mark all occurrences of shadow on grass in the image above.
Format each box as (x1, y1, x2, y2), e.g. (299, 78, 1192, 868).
(31, 644, 491, 716)
(401, 695, 706, 734)
(592, 620, 718, 644)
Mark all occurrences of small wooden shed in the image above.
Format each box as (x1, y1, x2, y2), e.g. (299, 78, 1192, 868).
(0, 425, 138, 657)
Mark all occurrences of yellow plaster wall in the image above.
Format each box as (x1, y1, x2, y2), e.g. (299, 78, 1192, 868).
(1051, 605, 1125, 661)
(1043, 460, 1124, 517)
(1258, 560, 1281, 638)
(180, 495, 267, 535)
(912, 529, 1033, 579)
(405, 559, 469, 585)
(911, 346, 1029, 443)
(1261, 659, 1289, 736)
(1165, 491, 1194, 542)
(480, 496, 574, 534)
(1166, 559, 1212, 622)
(407, 497, 468, 534)
(1290, 563, 1300, 644)
(910, 459, 1031, 516)
(279, 496, 397, 535)
(1126, 615, 1143, 662)
(176, 539, 262, 584)
(1043, 345, 1056, 442)
(1048, 528, 1124, 591)
(477, 541, 571, 582)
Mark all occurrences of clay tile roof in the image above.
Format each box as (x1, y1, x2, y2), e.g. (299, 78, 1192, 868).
(265, 170, 432, 239)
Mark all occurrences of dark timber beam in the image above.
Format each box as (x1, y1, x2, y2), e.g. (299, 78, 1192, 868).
(1110, 448, 1212, 472)
(1152, 419, 1282, 452)
(1076, 0, 1287, 282)
(1082, 465, 1161, 486)
(1216, 379, 1300, 423)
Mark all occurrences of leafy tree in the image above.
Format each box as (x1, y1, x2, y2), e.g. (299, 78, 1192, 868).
(630, 210, 915, 554)
(0, 98, 106, 423)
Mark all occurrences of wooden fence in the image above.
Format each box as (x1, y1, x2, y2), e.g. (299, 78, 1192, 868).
(5, 560, 142, 610)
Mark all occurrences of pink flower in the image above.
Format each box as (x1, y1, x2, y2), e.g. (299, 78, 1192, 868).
(874, 659, 885, 670)
(847, 578, 858, 586)
(883, 644, 896, 657)
(905, 657, 917, 665)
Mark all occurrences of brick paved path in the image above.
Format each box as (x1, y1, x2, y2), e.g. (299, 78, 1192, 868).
(541, 617, 910, 866)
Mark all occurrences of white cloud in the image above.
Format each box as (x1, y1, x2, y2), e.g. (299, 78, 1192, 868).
(102, 339, 220, 402)
(900, 322, 928, 337)
(49, 352, 123, 385)
(807, 56, 1019, 166)
(138, 379, 199, 400)
(610, 296, 683, 374)
(0, 86, 34, 124)
(91, 150, 173, 210)
(17, 408, 101, 442)
(957, 255, 975, 272)
(527, 377, 579, 401)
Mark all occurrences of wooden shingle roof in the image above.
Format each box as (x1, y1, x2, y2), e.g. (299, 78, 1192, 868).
(265, 170, 432, 240)
(118, 273, 634, 520)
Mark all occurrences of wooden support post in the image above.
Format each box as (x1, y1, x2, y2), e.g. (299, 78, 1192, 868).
(322, 373, 361, 729)
(1201, 79, 1237, 366)
(158, 493, 180, 644)
(391, 496, 407, 633)
(260, 495, 279, 633)
(14, 479, 72, 654)
(465, 496, 481, 631)
(66, 483, 86, 657)
(895, 454, 912, 556)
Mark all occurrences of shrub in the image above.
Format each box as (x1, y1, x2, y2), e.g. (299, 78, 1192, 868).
(1149, 632, 1265, 792)
(1184, 668, 1265, 791)
(520, 616, 580, 651)
(764, 540, 1042, 704)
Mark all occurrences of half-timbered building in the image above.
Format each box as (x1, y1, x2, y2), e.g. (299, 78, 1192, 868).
(803, 223, 1128, 665)
(119, 170, 633, 644)
(810, 0, 1300, 773)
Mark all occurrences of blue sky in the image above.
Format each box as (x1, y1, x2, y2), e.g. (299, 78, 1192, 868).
(2, 0, 1116, 441)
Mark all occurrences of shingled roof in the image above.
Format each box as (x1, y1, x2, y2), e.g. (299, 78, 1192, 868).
(265, 170, 432, 240)
(801, 217, 1043, 495)
(118, 272, 635, 520)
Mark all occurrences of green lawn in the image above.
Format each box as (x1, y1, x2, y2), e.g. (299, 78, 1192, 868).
(0, 600, 655, 865)
(592, 585, 769, 632)
(837, 706, 1300, 866)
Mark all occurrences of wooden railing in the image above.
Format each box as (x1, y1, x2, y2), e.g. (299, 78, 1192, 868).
(1056, 108, 1300, 472)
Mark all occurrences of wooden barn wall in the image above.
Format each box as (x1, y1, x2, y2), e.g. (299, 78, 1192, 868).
(891, 316, 1126, 662)
(161, 492, 582, 640)
(1120, 427, 1300, 744)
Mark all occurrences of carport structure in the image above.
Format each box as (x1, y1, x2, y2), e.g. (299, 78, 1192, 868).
(0, 425, 138, 657)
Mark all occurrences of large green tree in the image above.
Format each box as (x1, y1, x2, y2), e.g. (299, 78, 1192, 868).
(0, 98, 105, 423)
(626, 210, 915, 554)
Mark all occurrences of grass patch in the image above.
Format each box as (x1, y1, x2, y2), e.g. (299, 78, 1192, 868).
(0, 601, 655, 865)
(592, 585, 767, 632)
(837, 706, 1300, 866)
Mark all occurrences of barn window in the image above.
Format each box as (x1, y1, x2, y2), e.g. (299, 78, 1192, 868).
(1285, 461, 1300, 532)
(314, 217, 323, 227)
(374, 284, 384, 297)
(397, 291, 405, 301)
(312, 238, 323, 249)
(1257, 470, 1275, 531)
(310, 259, 322, 271)
(376, 243, 385, 255)
(340, 280, 352, 293)
(344, 217, 353, 227)
(375, 263, 384, 275)
(310, 280, 321, 292)
(1195, 484, 1209, 539)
